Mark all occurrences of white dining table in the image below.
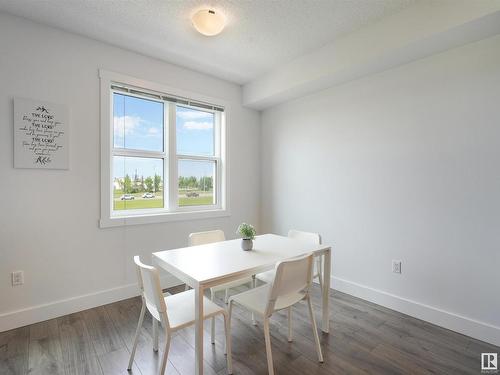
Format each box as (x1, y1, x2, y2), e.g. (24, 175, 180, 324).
(152, 233, 332, 375)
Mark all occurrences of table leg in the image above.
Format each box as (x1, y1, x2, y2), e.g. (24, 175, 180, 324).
(322, 248, 331, 333)
(195, 285, 204, 375)
(251, 275, 256, 325)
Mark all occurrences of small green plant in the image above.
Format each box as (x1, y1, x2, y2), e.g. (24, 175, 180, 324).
(237, 223, 256, 240)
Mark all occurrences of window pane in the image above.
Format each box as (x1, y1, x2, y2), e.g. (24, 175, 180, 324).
(178, 159, 216, 206)
(113, 93, 164, 152)
(113, 156, 164, 211)
(176, 106, 214, 156)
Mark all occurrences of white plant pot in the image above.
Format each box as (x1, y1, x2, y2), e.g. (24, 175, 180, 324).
(241, 239, 253, 251)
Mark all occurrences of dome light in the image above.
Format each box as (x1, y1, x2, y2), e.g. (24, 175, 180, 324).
(192, 9, 226, 36)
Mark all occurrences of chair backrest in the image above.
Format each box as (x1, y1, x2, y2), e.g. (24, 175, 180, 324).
(288, 230, 322, 275)
(133, 256, 167, 323)
(265, 253, 314, 315)
(189, 230, 225, 246)
(288, 229, 321, 245)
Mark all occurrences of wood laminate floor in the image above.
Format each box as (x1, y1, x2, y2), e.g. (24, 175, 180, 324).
(0, 284, 498, 374)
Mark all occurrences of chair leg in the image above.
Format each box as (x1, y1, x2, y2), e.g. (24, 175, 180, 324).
(210, 289, 216, 344)
(224, 288, 229, 304)
(228, 300, 233, 329)
(128, 302, 146, 371)
(306, 296, 324, 363)
(251, 275, 257, 325)
(316, 256, 323, 294)
(153, 318, 159, 352)
(317, 272, 323, 294)
(263, 318, 275, 375)
(287, 307, 293, 342)
(223, 312, 233, 374)
(227, 301, 234, 356)
(158, 331, 171, 375)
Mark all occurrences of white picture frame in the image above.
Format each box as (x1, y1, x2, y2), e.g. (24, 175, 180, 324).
(14, 97, 69, 169)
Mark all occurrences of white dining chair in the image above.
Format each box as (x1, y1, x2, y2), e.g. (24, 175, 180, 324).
(188, 230, 255, 343)
(228, 253, 324, 375)
(256, 230, 323, 291)
(128, 256, 233, 375)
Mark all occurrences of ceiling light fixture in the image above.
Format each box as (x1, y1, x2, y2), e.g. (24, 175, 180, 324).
(191, 9, 226, 36)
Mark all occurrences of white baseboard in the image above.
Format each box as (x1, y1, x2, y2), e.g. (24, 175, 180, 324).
(332, 276, 500, 347)
(3, 274, 498, 347)
(0, 274, 181, 333)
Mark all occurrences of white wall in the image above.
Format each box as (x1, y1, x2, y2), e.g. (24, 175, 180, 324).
(0, 13, 260, 330)
(261, 35, 500, 345)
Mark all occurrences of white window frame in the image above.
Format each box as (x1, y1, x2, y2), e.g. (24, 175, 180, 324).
(99, 70, 229, 228)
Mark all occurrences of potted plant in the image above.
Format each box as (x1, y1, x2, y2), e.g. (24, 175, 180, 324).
(237, 223, 256, 251)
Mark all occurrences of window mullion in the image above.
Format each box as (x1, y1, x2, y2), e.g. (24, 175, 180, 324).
(163, 100, 169, 212)
(168, 103, 178, 211)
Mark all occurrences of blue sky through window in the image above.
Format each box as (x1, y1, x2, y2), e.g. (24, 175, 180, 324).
(176, 106, 214, 156)
(113, 94, 215, 180)
(113, 93, 163, 152)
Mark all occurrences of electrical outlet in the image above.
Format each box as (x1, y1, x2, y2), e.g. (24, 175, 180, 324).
(12, 271, 24, 286)
(392, 260, 402, 274)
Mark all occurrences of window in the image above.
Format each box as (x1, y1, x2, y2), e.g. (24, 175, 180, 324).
(112, 94, 165, 212)
(100, 70, 228, 227)
(176, 106, 219, 208)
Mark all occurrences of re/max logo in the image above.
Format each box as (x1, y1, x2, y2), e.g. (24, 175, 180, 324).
(482, 353, 498, 373)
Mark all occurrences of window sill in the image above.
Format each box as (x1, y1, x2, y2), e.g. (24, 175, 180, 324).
(99, 208, 230, 228)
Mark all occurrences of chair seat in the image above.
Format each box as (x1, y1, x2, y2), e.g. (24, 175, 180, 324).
(255, 270, 275, 284)
(256, 265, 321, 285)
(210, 276, 253, 292)
(165, 289, 225, 330)
(229, 285, 305, 316)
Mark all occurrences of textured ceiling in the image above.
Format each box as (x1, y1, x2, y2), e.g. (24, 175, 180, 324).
(0, 0, 414, 84)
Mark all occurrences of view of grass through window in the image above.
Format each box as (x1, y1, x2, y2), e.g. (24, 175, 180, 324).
(113, 156, 164, 210)
(178, 159, 215, 206)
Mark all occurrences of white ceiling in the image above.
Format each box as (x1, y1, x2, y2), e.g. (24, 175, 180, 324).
(0, 0, 414, 84)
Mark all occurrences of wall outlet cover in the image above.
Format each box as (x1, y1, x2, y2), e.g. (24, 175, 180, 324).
(392, 260, 402, 274)
(12, 271, 24, 286)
